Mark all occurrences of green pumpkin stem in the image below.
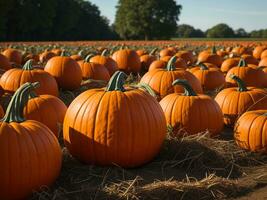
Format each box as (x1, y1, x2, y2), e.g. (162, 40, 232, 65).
(199, 63, 209, 70)
(22, 59, 34, 70)
(211, 46, 216, 54)
(60, 50, 68, 57)
(84, 54, 94, 62)
(1, 82, 40, 123)
(238, 59, 247, 67)
(166, 56, 177, 71)
(132, 83, 157, 98)
(106, 71, 127, 92)
(101, 49, 109, 56)
(172, 79, 197, 96)
(149, 48, 158, 56)
(230, 74, 248, 92)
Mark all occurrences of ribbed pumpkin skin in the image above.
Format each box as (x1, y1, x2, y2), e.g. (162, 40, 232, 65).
(24, 95, 67, 137)
(253, 46, 267, 59)
(160, 56, 187, 69)
(78, 60, 110, 81)
(0, 54, 11, 71)
(63, 88, 166, 167)
(112, 49, 141, 73)
(0, 121, 62, 200)
(0, 69, 59, 96)
(221, 58, 240, 73)
(197, 53, 223, 67)
(160, 94, 224, 135)
(188, 67, 225, 91)
(39, 51, 56, 63)
(90, 55, 118, 76)
(44, 56, 82, 90)
(175, 51, 195, 65)
(259, 57, 267, 67)
(140, 70, 203, 99)
(225, 67, 266, 88)
(215, 88, 267, 127)
(2, 48, 22, 65)
(140, 54, 157, 71)
(234, 110, 267, 152)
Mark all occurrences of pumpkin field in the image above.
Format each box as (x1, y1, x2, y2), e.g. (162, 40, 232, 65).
(0, 40, 267, 200)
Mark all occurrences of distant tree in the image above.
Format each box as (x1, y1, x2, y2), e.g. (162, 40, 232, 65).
(250, 29, 267, 38)
(115, 0, 182, 40)
(176, 24, 205, 38)
(235, 28, 248, 38)
(206, 23, 235, 38)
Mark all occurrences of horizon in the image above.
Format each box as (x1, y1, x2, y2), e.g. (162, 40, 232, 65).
(90, 0, 267, 32)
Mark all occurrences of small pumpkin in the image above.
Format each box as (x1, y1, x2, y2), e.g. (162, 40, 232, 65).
(0, 59, 59, 96)
(2, 48, 22, 65)
(197, 46, 223, 67)
(215, 75, 267, 127)
(44, 52, 82, 90)
(63, 71, 166, 167)
(39, 51, 56, 63)
(175, 51, 195, 65)
(160, 48, 175, 57)
(140, 48, 158, 71)
(160, 79, 224, 135)
(234, 110, 267, 153)
(0, 82, 62, 200)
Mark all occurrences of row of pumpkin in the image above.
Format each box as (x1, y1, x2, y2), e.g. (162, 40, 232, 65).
(0, 44, 267, 200)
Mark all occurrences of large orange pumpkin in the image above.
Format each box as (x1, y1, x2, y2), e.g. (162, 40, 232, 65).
(2, 48, 22, 65)
(63, 71, 166, 167)
(221, 57, 240, 74)
(24, 91, 67, 137)
(160, 79, 224, 135)
(197, 47, 223, 67)
(259, 57, 267, 67)
(141, 58, 203, 99)
(0, 82, 62, 200)
(0, 59, 59, 96)
(234, 110, 267, 153)
(112, 49, 141, 73)
(0, 54, 11, 71)
(44, 54, 82, 90)
(253, 46, 267, 59)
(215, 75, 267, 127)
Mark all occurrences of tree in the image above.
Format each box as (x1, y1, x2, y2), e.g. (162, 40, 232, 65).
(176, 24, 205, 38)
(115, 0, 182, 40)
(235, 28, 248, 38)
(206, 23, 235, 38)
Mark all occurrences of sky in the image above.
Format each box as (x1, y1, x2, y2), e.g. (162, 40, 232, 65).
(89, 0, 267, 32)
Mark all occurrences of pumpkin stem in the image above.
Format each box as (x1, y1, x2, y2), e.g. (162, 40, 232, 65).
(78, 49, 85, 57)
(22, 59, 34, 70)
(29, 90, 39, 99)
(238, 59, 247, 67)
(230, 74, 248, 92)
(263, 113, 267, 116)
(211, 46, 216, 54)
(172, 79, 197, 96)
(131, 83, 157, 98)
(166, 56, 177, 71)
(199, 63, 209, 70)
(106, 71, 127, 92)
(101, 49, 109, 56)
(84, 54, 94, 62)
(149, 48, 158, 56)
(1, 82, 40, 123)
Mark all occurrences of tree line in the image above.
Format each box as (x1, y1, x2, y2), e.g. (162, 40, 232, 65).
(0, 0, 266, 41)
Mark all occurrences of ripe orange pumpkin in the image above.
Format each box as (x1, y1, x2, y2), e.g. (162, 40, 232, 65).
(197, 47, 223, 67)
(260, 49, 267, 59)
(221, 57, 240, 74)
(141, 58, 203, 100)
(140, 48, 158, 71)
(24, 91, 67, 137)
(253, 46, 267, 59)
(0, 82, 62, 200)
(234, 110, 267, 153)
(0, 54, 11, 71)
(160, 48, 175, 57)
(160, 79, 224, 135)
(78, 54, 110, 81)
(0, 59, 59, 96)
(225, 59, 266, 88)
(112, 49, 141, 73)
(90, 49, 118, 75)
(39, 51, 56, 63)
(215, 75, 267, 127)
(241, 54, 259, 65)
(188, 63, 225, 91)
(63, 71, 166, 167)
(44, 53, 82, 90)
(259, 57, 267, 67)
(175, 51, 195, 65)
(2, 48, 22, 65)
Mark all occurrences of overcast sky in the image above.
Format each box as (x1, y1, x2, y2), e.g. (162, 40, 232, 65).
(90, 0, 267, 31)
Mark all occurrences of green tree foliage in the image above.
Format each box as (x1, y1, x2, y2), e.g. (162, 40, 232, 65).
(115, 0, 182, 40)
(235, 28, 248, 38)
(250, 29, 267, 38)
(176, 24, 205, 38)
(206, 23, 235, 38)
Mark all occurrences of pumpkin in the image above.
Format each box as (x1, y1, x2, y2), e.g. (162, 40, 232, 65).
(24, 90, 67, 137)
(188, 63, 225, 91)
(140, 48, 158, 71)
(0, 82, 62, 200)
(1, 59, 59, 96)
(197, 47, 223, 67)
(39, 51, 56, 63)
(221, 57, 240, 74)
(160, 56, 187, 69)
(160, 48, 175, 57)
(70, 54, 83, 61)
(0, 53, 11, 71)
(136, 49, 147, 56)
(253, 46, 267, 59)
(63, 71, 166, 167)
(215, 75, 267, 127)
(2, 48, 22, 65)
(234, 110, 267, 153)
(175, 51, 195, 65)
(90, 49, 118, 75)
(141, 57, 203, 100)
(112, 49, 141, 73)
(22, 53, 39, 65)
(44, 53, 82, 90)
(231, 46, 250, 56)
(160, 79, 223, 135)
(260, 49, 267, 59)
(51, 48, 62, 56)
(259, 57, 267, 67)
(149, 56, 186, 71)
(225, 59, 266, 88)
(78, 54, 110, 81)
(216, 49, 228, 57)
(241, 54, 259, 65)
